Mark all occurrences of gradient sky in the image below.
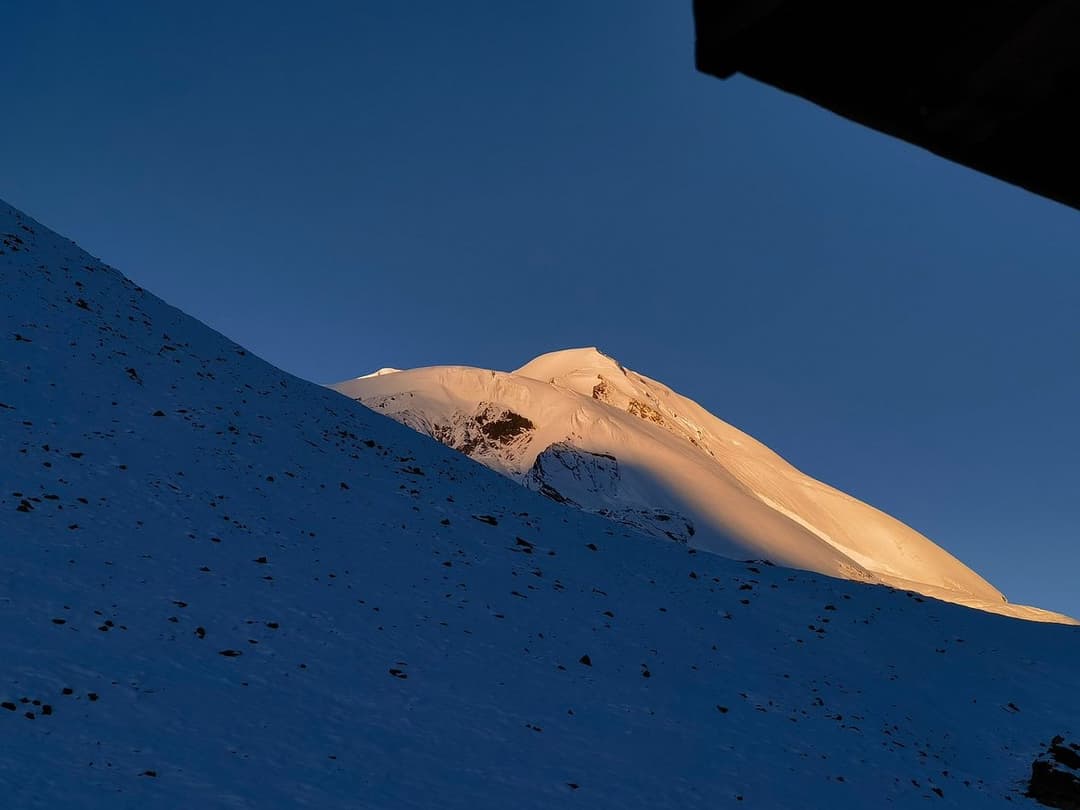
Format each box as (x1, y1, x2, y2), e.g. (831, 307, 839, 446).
(4, 2, 1078, 616)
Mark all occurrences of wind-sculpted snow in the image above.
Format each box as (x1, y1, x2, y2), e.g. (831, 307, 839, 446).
(3, 198, 1079, 809)
(334, 350, 1072, 624)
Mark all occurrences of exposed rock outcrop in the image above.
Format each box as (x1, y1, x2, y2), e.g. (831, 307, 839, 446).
(1027, 735, 1080, 809)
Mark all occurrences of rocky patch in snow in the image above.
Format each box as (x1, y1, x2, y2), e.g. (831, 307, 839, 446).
(1027, 735, 1080, 808)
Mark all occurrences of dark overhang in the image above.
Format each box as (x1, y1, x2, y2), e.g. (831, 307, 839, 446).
(694, 1, 1080, 211)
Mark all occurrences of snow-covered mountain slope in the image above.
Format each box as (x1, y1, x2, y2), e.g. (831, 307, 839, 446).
(4, 198, 1080, 809)
(332, 350, 1072, 624)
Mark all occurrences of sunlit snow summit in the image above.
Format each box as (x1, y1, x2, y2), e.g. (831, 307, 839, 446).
(333, 347, 1071, 624)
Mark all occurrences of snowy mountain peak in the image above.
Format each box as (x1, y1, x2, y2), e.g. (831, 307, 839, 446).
(515, 346, 626, 382)
(333, 350, 1074, 624)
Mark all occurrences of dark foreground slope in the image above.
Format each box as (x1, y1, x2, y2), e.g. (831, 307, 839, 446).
(1, 200, 1078, 809)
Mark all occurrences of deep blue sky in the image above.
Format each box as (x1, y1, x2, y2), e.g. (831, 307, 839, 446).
(4, 2, 1078, 616)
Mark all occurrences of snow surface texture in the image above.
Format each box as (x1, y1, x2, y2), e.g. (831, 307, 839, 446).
(2, 199, 1079, 809)
(333, 350, 1073, 625)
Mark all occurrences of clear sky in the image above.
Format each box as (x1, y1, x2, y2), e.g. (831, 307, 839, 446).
(4, 2, 1078, 617)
